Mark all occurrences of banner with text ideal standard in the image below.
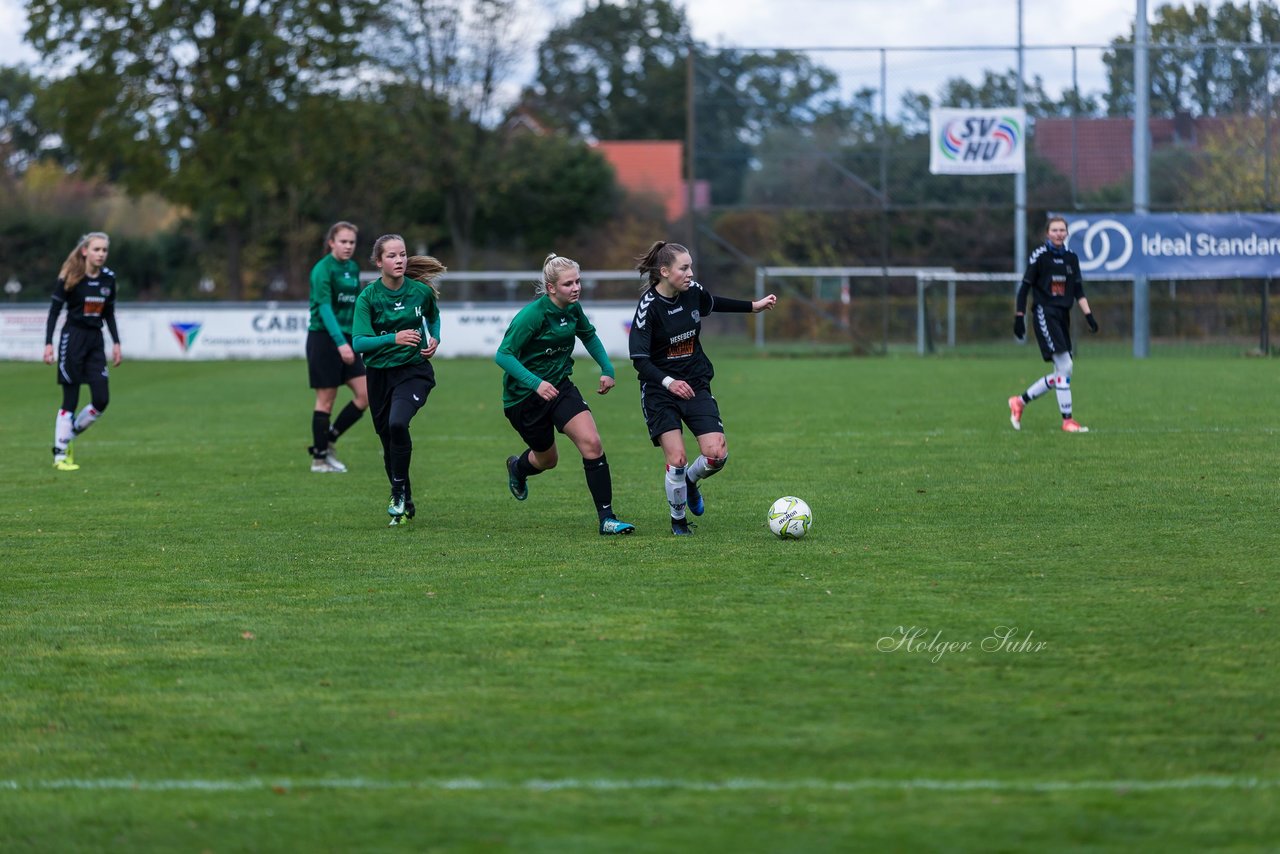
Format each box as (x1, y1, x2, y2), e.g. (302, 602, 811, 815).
(1060, 213, 1280, 278)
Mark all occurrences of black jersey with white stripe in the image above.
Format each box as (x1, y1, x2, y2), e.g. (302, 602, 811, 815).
(1017, 243, 1084, 314)
(45, 269, 120, 344)
(628, 281, 756, 387)
(629, 282, 717, 387)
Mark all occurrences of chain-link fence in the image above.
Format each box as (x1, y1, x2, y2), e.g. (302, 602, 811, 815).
(688, 42, 1280, 355)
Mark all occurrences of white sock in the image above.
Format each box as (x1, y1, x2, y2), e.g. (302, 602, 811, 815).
(54, 410, 74, 452)
(73, 405, 100, 435)
(666, 465, 687, 519)
(1025, 377, 1050, 400)
(1055, 385, 1073, 417)
(688, 453, 726, 483)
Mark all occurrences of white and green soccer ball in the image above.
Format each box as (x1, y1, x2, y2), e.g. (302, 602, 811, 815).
(767, 496, 812, 540)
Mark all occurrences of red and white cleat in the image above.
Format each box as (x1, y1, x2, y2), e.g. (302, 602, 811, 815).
(1061, 418, 1089, 433)
(1008, 396, 1024, 431)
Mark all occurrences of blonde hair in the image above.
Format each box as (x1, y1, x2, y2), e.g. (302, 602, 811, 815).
(634, 240, 688, 290)
(406, 255, 446, 297)
(58, 231, 110, 291)
(537, 252, 580, 296)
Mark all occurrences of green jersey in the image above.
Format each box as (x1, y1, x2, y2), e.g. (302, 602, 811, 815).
(308, 253, 364, 344)
(494, 295, 613, 408)
(351, 277, 442, 370)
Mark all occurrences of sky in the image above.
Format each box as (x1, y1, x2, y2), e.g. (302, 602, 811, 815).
(0, 1, 1193, 106)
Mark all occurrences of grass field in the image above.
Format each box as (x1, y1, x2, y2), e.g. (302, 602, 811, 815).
(1, 352, 1277, 851)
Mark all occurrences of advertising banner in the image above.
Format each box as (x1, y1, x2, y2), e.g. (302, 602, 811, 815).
(929, 108, 1026, 175)
(1062, 213, 1280, 277)
(0, 303, 637, 361)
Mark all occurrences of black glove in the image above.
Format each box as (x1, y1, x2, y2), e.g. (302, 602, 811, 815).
(1013, 314, 1026, 339)
(1086, 313, 1098, 333)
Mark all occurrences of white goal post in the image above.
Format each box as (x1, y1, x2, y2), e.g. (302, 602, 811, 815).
(755, 266, 957, 349)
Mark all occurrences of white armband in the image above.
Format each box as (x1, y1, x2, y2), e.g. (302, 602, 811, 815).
(661, 376, 675, 390)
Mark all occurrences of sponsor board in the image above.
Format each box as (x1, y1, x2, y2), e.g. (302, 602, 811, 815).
(1063, 213, 1280, 277)
(0, 303, 636, 361)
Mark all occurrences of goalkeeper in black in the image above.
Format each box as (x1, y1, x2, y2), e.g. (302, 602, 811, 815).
(629, 241, 777, 535)
(1009, 216, 1098, 433)
(496, 253, 635, 536)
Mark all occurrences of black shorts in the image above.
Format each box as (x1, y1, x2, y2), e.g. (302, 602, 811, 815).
(55, 325, 107, 386)
(639, 380, 724, 446)
(367, 360, 436, 434)
(1031, 305, 1073, 362)
(503, 379, 591, 453)
(307, 329, 366, 388)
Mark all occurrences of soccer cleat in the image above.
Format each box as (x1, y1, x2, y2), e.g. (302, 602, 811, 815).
(1008, 396, 1024, 431)
(52, 444, 79, 471)
(599, 516, 636, 536)
(1061, 418, 1089, 433)
(506, 455, 528, 501)
(388, 492, 407, 525)
(405, 499, 416, 520)
(311, 457, 337, 473)
(324, 446, 348, 473)
(671, 517, 695, 536)
(685, 476, 704, 516)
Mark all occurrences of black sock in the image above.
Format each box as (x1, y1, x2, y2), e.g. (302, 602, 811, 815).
(515, 449, 543, 479)
(329, 402, 365, 442)
(311, 411, 330, 456)
(1021, 393, 1031, 404)
(583, 454, 613, 521)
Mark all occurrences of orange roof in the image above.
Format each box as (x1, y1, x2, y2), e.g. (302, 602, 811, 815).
(594, 140, 690, 222)
(1034, 115, 1228, 192)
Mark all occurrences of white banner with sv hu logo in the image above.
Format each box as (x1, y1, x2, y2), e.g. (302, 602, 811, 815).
(1060, 213, 1280, 278)
(929, 108, 1027, 175)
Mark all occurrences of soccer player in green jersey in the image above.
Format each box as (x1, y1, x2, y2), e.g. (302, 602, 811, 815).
(351, 235, 443, 526)
(496, 253, 636, 536)
(306, 221, 368, 472)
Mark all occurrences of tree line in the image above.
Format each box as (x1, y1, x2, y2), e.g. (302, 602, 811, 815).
(2, 0, 1276, 301)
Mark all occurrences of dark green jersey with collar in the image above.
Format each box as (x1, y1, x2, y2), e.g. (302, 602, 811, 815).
(351, 278, 440, 370)
(628, 281, 720, 387)
(308, 254, 363, 339)
(496, 295, 608, 408)
(1017, 243, 1085, 314)
(45, 269, 120, 344)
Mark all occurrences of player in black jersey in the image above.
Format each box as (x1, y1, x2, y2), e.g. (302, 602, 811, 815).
(1008, 216, 1098, 434)
(42, 232, 122, 471)
(629, 241, 777, 535)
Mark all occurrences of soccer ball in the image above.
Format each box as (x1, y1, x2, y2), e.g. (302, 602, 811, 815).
(767, 496, 812, 540)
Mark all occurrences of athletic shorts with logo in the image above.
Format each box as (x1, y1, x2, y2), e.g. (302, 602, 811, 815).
(640, 380, 723, 445)
(56, 326, 108, 386)
(503, 378, 591, 453)
(307, 329, 367, 388)
(367, 360, 435, 435)
(1032, 304, 1073, 362)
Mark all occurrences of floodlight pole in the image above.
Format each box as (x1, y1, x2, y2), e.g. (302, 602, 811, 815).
(1133, 0, 1151, 358)
(1014, 0, 1027, 279)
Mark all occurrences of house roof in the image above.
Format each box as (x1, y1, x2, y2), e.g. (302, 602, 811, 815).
(1034, 115, 1228, 192)
(593, 140, 690, 222)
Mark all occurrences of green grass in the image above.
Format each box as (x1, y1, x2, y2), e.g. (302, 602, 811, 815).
(1, 353, 1277, 851)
